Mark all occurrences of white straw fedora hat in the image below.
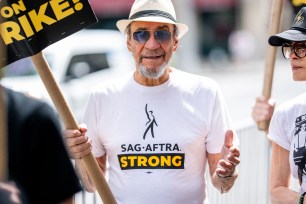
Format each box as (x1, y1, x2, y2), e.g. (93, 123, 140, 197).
(116, 0, 189, 39)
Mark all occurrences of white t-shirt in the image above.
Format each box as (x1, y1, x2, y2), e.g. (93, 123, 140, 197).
(268, 93, 306, 193)
(83, 69, 236, 204)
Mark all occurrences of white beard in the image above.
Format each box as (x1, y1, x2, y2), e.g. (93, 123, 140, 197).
(138, 62, 168, 79)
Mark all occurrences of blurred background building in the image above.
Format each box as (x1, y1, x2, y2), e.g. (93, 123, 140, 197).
(88, 0, 304, 69)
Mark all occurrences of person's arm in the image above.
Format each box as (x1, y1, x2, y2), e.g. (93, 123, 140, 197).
(65, 125, 107, 192)
(252, 96, 275, 133)
(58, 197, 73, 204)
(269, 142, 300, 203)
(207, 130, 240, 193)
(0, 182, 21, 204)
(74, 155, 107, 193)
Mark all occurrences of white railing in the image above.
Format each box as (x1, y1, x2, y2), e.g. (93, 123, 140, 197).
(75, 121, 272, 204)
(206, 121, 271, 204)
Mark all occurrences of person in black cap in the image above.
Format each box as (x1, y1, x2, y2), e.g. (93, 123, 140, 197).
(64, 0, 240, 203)
(252, 7, 306, 204)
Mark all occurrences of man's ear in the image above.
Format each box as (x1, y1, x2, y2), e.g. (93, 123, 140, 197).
(127, 38, 132, 52)
(172, 37, 179, 52)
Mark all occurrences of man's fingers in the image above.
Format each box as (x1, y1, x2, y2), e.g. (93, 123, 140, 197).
(63, 124, 87, 138)
(66, 135, 89, 147)
(224, 129, 233, 148)
(71, 147, 92, 160)
(216, 161, 235, 176)
(229, 146, 240, 156)
(69, 140, 92, 159)
(218, 131, 240, 178)
(63, 129, 82, 138)
(227, 155, 240, 166)
(79, 123, 88, 132)
(63, 124, 91, 159)
(70, 140, 91, 153)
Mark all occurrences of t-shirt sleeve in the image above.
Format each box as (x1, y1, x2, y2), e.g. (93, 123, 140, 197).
(205, 85, 237, 154)
(268, 107, 291, 150)
(83, 92, 106, 157)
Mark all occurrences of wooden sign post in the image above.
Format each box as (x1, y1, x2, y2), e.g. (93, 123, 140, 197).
(0, 33, 7, 182)
(258, 0, 284, 131)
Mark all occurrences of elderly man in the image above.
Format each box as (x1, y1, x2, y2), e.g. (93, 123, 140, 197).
(65, 0, 240, 203)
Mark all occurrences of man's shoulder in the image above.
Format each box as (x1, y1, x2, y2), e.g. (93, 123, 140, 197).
(171, 68, 219, 89)
(91, 72, 133, 93)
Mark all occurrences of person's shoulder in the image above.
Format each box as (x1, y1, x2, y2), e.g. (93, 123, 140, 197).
(5, 87, 54, 118)
(90, 72, 133, 94)
(275, 92, 306, 113)
(6, 87, 45, 105)
(171, 68, 220, 89)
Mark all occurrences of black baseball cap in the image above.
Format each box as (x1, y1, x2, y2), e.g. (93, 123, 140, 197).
(269, 7, 306, 46)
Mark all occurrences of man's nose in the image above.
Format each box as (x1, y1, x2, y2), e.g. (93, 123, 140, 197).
(144, 33, 160, 49)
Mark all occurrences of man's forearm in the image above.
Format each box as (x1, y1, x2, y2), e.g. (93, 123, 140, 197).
(59, 197, 74, 204)
(212, 169, 238, 194)
(75, 159, 96, 192)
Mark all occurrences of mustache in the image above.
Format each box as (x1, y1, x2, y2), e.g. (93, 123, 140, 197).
(141, 50, 165, 58)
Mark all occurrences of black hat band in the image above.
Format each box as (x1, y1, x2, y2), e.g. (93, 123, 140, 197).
(129, 10, 177, 23)
(291, 27, 306, 33)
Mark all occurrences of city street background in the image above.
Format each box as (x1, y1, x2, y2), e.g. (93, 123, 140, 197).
(192, 59, 306, 127)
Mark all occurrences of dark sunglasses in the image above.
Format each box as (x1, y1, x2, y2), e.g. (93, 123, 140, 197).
(133, 30, 172, 44)
(282, 42, 306, 59)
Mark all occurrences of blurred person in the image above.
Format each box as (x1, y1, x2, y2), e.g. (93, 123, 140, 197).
(0, 84, 82, 204)
(65, 0, 240, 203)
(228, 29, 256, 63)
(252, 7, 306, 204)
(0, 182, 21, 204)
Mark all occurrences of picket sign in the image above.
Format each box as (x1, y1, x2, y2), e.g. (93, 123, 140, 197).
(258, 0, 283, 131)
(0, 0, 116, 203)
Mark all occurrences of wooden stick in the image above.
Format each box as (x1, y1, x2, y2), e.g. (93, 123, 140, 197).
(0, 41, 8, 181)
(258, 0, 284, 131)
(0, 87, 7, 182)
(31, 52, 116, 204)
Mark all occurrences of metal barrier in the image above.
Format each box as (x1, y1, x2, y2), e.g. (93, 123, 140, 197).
(75, 189, 101, 204)
(75, 121, 272, 204)
(206, 122, 271, 204)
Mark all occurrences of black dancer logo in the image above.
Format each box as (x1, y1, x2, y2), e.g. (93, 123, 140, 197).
(143, 104, 158, 140)
(293, 114, 306, 184)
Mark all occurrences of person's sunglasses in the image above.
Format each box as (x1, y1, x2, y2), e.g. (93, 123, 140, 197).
(133, 30, 172, 44)
(282, 42, 306, 59)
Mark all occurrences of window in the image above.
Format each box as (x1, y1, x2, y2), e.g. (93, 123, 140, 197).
(3, 58, 37, 77)
(2, 55, 54, 78)
(65, 53, 109, 81)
